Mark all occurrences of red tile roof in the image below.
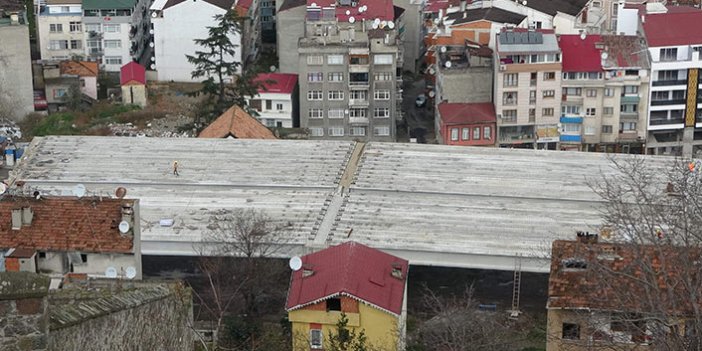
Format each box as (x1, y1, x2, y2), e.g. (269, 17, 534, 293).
(308, 0, 394, 21)
(0, 196, 135, 254)
(254, 73, 298, 95)
(438, 102, 496, 125)
(198, 105, 277, 139)
(120, 62, 146, 86)
(642, 9, 702, 47)
(558, 34, 603, 72)
(60, 61, 99, 77)
(286, 241, 409, 315)
(6, 248, 36, 258)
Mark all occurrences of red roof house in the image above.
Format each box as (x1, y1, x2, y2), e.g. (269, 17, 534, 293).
(286, 241, 409, 315)
(120, 62, 146, 86)
(253, 73, 298, 95)
(642, 8, 702, 47)
(437, 102, 496, 146)
(558, 34, 603, 72)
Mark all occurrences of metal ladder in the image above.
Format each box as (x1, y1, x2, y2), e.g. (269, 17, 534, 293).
(509, 254, 522, 319)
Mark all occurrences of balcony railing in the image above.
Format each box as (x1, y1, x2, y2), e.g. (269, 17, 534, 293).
(650, 117, 684, 125)
(349, 117, 369, 124)
(652, 79, 687, 87)
(349, 99, 369, 107)
(349, 81, 369, 89)
(618, 131, 640, 141)
(651, 99, 687, 106)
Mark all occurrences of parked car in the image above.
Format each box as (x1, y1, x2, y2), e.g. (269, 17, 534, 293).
(33, 90, 48, 111)
(415, 94, 427, 107)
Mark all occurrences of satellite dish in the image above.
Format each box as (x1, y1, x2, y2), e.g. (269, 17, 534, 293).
(374, 18, 381, 26)
(289, 256, 303, 271)
(150, 63, 156, 69)
(269, 65, 277, 72)
(349, 16, 355, 23)
(151, 11, 157, 18)
(580, 32, 587, 40)
(440, 46, 447, 53)
(115, 187, 127, 199)
(125, 266, 137, 279)
(73, 184, 86, 198)
(522, 0, 527, 5)
(380, 20, 387, 28)
(388, 21, 395, 29)
(433, 18, 440, 24)
(601, 52, 609, 60)
(428, 67, 435, 75)
(428, 90, 436, 98)
(310, 2, 317, 6)
(149, 29, 154, 35)
(149, 42, 155, 48)
(345, 10, 351, 15)
(150, 56, 155, 61)
(372, 22, 379, 29)
(445, 61, 452, 68)
(362, 5, 367, 11)
(119, 220, 130, 234)
(105, 266, 118, 278)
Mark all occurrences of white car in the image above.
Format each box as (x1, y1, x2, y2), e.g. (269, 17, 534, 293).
(415, 94, 427, 107)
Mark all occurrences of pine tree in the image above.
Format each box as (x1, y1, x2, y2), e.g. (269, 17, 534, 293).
(327, 313, 370, 351)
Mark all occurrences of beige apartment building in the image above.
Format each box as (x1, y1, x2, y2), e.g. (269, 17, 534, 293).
(37, 0, 85, 61)
(494, 28, 562, 150)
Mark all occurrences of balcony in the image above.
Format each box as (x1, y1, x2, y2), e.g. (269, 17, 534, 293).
(650, 117, 684, 126)
(499, 133, 535, 143)
(620, 95, 640, 103)
(560, 116, 583, 124)
(349, 64, 369, 73)
(620, 112, 639, 120)
(349, 81, 370, 90)
(562, 94, 583, 103)
(349, 99, 369, 107)
(618, 131, 640, 141)
(651, 99, 687, 106)
(652, 79, 687, 87)
(560, 134, 582, 143)
(349, 117, 369, 124)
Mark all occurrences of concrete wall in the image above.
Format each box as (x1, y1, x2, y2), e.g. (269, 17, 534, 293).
(81, 76, 98, 100)
(277, 5, 305, 74)
(0, 272, 50, 351)
(0, 25, 35, 121)
(152, 1, 242, 82)
(122, 84, 147, 107)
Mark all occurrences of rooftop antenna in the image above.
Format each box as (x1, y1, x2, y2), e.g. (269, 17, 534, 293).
(118, 220, 131, 234)
(125, 266, 137, 279)
(289, 256, 303, 271)
(105, 266, 118, 278)
(73, 184, 86, 198)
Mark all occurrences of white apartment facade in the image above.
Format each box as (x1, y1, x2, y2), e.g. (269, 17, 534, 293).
(37, 0, 85, 61)
(247, 73, 298, 128)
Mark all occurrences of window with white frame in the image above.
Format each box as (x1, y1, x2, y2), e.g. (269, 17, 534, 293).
(328, 91, 344, 100)
(349, 90, 366, 100)
(603, 107, 614, 115)
(473, 127, 480, 140)
(308, 72, 323, 82)
(276, 103, 283, 111)
(309, 108, 323, 118)
(374, 108, 389, 118)
(308, 91, 323, 100)
(49, 40, 67, 50)
(373, 54, 393, 65)
(85, 23, 100, 32)
(620, 104, 637, 113)
(327, 54, 344, 65)
(502, 92, 517, 105)
(483, 126, 491, 140)
(309, 127, 324, 137)
(651, 91, 668, 101)
(350, 127, 366, 136)
(622, 85, 638, 95)
(70, 40, 81, 49)
(604, 88, 614, 97)
(69, 21, 82, 32)
(450, 128, 459, 141)
(563, 87, 582, 96)
(658, 70, 678, 81)
(659, 48, 677, 61)
(328, 109, 344, 119)
(503, 73, 518, 87)
(602, 125, 613, 133)
(543, 90, 555, 98)
(349, 108, 366, 117)
(306, 55, 323, 65)
(563, 124, 581, 133)
(374, 72, 392, 81)
(586, 89, 597, 97)
(543, 72, 555, 80)
(562, 105, 581, 115)
(49, 24, 63, 33)
(586, 108, 596, 116)
(328, 72, 343, 82)
(103, 24, 120, 33)
(104, 56, 122, 65)
(374, 126, 390, 136)
(104, 40, 121, 48)
(462, 128, 470, 140)
(374, 90, 390, 100)
(502, 109, 517, 122)
(620, 122, 637, 131)
(542, 108, 554, 116)
(328, 126, 345, 136)
(585, 126, 596, 135)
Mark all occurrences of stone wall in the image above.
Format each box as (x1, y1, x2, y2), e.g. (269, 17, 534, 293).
(0, 272, 50, 351)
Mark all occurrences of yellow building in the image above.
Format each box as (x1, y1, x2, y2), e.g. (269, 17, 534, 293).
(286, 242, 409, 351)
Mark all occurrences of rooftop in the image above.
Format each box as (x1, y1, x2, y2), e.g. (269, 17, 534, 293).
(497, 29, 560, 54)
(120, 61, 145, 86)
(522, 0, 589, 16)
(162, 0, 236, 10)
(198, 105, 277, 139)
(60, 61, 99, 77)
(306, 0, 394, 22)
(599, 35, 650, 69)
(254, 73, 298, 95)
(0, 0, 23, 12)
(0, 195, 135, 254)
(558, 34, 603, 72)
(446, 7, 526, 25)
(438, 102, 496, 125)
(82, 0, 137, 10)
(279, 0, 306, 12)
(286, 241, 408, 315)
(642, 8, 702, 47)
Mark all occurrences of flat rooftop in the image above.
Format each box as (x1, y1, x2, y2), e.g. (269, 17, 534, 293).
(12, 136, 674, 272)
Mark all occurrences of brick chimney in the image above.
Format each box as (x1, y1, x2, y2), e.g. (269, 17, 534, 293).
(576, 231, 598, 244)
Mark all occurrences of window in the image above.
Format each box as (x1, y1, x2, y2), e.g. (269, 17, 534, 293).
(49, 24, 63, 33)
(49, 40, 68, 50)
(104, 56, 122, 65)
(86, 23, 100, 32)
(308, 72, 323, 82)
(69, 21, 82, 32)
(483, 126, 491, 140)
(462, 128, 470, 140)
(473, 127, 481, 140)
(622, 85, 638, 95)
(374, 126, 390, 136)
(326, 298, 341, 311)
(328, 72, 343, 82)
(349, 90, 366, 101)
(53, 88, 67, 98)
(563, 258, 587, 269)
(620, 122, 637, 131)
(309, 127, 324, 137)
(529, 90, 536, 104)
(542, 108, 554, 116)
(374, 90, 390, 100)
(103, 24, 120, 33)
(543, 72, 555, 80)
(584, 126, 596, 135)
(603, 107, 614, 115)
(328, 109, 344, 119)
(349, 109, 365, 117)
(502, 110, 517, 122)
(104, 40, 121, 48)
(502, 92, 517, 105)
(327, 54, 344, 65)
(672, 90, 686, 100)
(660, 48, 678, 61)
(602, 125, 613, 133)
(530, 72, 536, 86)
(350, 127, 366, 136)
(307, 55, 323, 65)
(562, 105, 581, 115)
(563, 87, 582, 96)
(84, 9, 99, 16)
(604, 88, 614, 97)
(620, 104, 637, 113)
(310, 329, 323, 349)
(658, 70, 678, 81)
(374, 54, 393, 65)
(265, 100, 272, 110)
(562, 323, 581, 340)
(543, 90, 555, 98)
(503, 73, 518, 87)
(586, 108, 596, 117)
(651, 91, 668, 101)
(374, 72, 392, 81)
(529, 108, 535, 122)
(328, 91, 344, 100)
(308, 91, 323, 100)
(374, 108, 389, 118)
(68, 40, 80, 49)
(586, 89, 597, 97)
(450, 128, 459, 141)
(309, 109, 323, 119)
(329, 127, 345, 136)
(276, 103, 283, 111)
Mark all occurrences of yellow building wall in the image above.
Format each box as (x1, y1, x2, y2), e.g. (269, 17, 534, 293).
(290, 301, 399, 351)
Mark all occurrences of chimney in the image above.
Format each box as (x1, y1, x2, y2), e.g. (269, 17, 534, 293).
(10, 13, 19, 25)
(576, 231, 598, 244)
(11, 209, 22, 230)
(460, 0, 467, 12)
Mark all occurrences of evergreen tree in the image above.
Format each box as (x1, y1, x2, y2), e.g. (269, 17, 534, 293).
(327, 313, 370, 351)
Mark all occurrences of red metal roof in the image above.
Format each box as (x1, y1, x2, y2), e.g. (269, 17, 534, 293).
(120, 61, 146, 86)
(307, 0, 394, 21)
(253, 73, 298, 95)
(558, 34, 603, 72)
(642, 9, 702, 47)
(438, 102, 496, 125)
(0, 196, 135, 254)
(286, 241, 409, 315)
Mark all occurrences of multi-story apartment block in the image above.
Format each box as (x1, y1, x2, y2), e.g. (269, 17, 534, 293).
(494, 28, 562, 150)
(82, 0, 151, 72)
(260, 0, 276, 43)
(298, 0, 402, 141)
(37, 0, 85, 61)
(558, 34, 649, 152)
(640, 5, 702, 157)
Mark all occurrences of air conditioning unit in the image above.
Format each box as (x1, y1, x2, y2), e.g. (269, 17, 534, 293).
(499, 64, 507, 71)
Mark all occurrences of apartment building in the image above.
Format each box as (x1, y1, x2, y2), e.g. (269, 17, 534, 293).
(82, 0, 151, 72)
(494, 28, 562, 149)
(37, 0, 84, 61)
(260, 0, 275, 43)
(558, 34, 649, 152)
(640, 5, 702, 157)
(248, 72, 299, 128)
(297, 0, 401, 141)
